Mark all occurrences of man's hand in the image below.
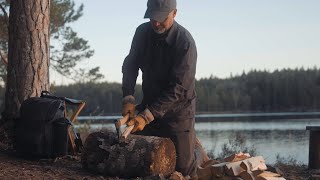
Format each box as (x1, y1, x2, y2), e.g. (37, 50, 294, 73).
(122, 95, 135, 118)
(126, 108, 155, 133)
(126, 115, 147, 133)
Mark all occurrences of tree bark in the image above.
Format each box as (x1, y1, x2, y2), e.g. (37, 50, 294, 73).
(0, 0, 50, 144)
(81, 131, 177, 178)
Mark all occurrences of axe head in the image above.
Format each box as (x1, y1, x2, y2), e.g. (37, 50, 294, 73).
(114, 114, 130, 143)
(114, 119, 121, 143)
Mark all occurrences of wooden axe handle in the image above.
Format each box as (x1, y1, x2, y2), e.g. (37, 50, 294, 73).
(115, 114, 130, 129)
(119, 114, 130, 126)
(120, 125, 134, 142)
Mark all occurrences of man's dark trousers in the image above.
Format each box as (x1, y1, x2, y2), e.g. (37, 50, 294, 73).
(135, 118, 197, 178)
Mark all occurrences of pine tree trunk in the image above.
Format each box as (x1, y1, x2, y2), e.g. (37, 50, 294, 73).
(0, 0, 50, 144)
(81, 131, 177, 178)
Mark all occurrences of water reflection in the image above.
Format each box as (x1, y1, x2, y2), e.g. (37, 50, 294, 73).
(195, 119, 320, 131)
(196, 129, 308, 164)
(194, 119, 320, 164)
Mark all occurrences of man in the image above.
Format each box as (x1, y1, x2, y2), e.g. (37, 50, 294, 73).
(121, 0, 198, 178)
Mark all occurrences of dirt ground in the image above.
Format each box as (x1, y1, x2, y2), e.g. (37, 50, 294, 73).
(0, 151, 114, 180)
(0, 149, 320, 180)
(276, 164, 320, 180)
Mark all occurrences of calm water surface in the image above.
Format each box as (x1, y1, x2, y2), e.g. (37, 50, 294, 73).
(194, 119, 320, 164)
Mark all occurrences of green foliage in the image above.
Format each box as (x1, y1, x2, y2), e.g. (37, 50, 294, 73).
(50, 0, 83, 35)
(0, 1, 9, 82)
(73, 67, 105, 83)
(0, 67, 319, 114)
(196, 67, 320, 113)
(43, 67, 320, 115)
(0, 0, 103, 83)
(49, 0, 103, 82)
(206, 150, 215, 160)
(275, 154, 304, 167)
(51, 82, 143, 116)
(205, 132, 257, 160)
(218, 132, 257, 159)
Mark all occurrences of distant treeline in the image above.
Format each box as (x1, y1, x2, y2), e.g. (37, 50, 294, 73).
(196, 67, 320, 113)
(0, 67, 320, 115)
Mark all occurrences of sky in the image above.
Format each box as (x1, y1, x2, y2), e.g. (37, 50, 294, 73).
(52, 0, 320, 85)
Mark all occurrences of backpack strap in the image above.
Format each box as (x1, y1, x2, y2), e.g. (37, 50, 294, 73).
(41, 91, 84, 105)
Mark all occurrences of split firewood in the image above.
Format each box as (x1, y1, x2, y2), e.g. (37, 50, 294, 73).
(225, 156, 267, 176)
(256, 171, 281, 178)
(240, 156, 267, 171)
(197, 166, 212, 180)
(197, 162, 228, 180)
(256, 177, 286, 180)
(239, 171, 255, 180)
(211, 162, 228, 177)
(201, 159, 220, 168)
(266, 166, 284, 176)
(225, 160, 244, 176)
(240, 170, 283, 180)
(224, 152, 251, 162)
(212, 176, 237, 180)
(252, 170, 264, 177)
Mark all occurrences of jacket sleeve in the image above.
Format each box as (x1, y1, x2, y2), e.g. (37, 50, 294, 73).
(148, 41, 197, 118)
(122, 27, 143, 97)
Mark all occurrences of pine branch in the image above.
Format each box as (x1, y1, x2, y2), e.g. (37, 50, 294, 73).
(0, 3, 9, 29)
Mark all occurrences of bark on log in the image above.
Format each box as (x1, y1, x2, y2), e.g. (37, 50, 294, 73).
(0, 0, 50, 145)
(81, 131, 176, 178)
(5, 0, 50, 120)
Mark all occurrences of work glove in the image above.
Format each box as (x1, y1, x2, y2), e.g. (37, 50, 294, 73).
(126, 108, 154, 133)
(122, 95, 136, 119)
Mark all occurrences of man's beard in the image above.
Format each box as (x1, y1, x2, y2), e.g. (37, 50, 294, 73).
(153, 27, 166, 34)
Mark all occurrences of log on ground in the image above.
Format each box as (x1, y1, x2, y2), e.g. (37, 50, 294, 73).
(81, 131, 176, 178)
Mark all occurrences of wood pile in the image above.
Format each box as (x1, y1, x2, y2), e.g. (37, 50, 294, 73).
(197, 153, 286, 180)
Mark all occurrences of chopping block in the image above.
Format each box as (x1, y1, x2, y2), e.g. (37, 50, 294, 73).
(81, 131, 176, 178)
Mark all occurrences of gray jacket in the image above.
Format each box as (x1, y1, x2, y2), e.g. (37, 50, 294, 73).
(122, 21, 197, 130)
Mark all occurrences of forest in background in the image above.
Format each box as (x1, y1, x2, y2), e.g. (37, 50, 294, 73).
(1, 67, 319, 116)
(1, 1, 319, 117)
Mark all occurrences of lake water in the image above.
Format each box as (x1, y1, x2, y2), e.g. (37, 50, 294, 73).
(194, 119, 320, 164)
(76, 114, 320, 165)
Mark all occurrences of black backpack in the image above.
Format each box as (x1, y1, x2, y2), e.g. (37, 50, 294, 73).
(15, 91, 71, 158)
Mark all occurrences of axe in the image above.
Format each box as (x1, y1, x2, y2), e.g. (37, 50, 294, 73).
(114, 114, 134, 143)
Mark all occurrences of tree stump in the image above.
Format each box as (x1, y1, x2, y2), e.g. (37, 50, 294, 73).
(81, 131, 176, 178)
